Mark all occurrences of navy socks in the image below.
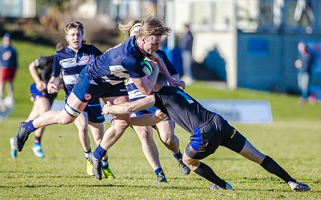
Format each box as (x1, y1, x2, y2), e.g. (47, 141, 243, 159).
(23, 120, 37, 132)
(94, 145, 106, 160)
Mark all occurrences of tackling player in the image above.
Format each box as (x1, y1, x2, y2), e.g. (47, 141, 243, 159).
(13, 18, 185, 180)
(102, 73, 310, 192)
(119, 20, 190, 182)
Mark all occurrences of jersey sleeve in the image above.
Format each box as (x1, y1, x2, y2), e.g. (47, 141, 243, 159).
(121, 57, 146, 78)
(156, 50, 178, 76)
(35, 56, 48, 70)
(51, 53, 61, 77)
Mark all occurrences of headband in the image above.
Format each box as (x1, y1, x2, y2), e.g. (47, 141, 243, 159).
(130, 23, 141, 36)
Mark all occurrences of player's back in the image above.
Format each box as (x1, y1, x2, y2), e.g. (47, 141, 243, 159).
(154, 86, 214, 133)
(85, 36, 146, 85)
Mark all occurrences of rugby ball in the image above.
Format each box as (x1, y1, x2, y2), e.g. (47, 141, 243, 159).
(142, 60, 153, 76)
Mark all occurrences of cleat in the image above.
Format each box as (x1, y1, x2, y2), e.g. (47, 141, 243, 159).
(156, 171, 167, 183)
(210, 182, 233, 191)
(176, 158, 190, 175)
(32, 143, 45, 158)
(288, 181, 310, 192)
(10, 137, 17, 159)
(102, 165, 115, 179)
(88, 153, 102, 180)
(14, 122, 31, 152)
(86, 160, 94, 176)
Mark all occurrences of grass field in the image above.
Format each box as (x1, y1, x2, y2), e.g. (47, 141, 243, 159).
(0, 41, 321, 199)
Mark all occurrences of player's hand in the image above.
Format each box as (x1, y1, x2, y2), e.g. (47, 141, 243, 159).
(35, 81, 46, 92)
(147, 52, 160, 62)
(47, 82, 59, 94)
(168, 78, 186, 89)
(102, 101, 112, 115)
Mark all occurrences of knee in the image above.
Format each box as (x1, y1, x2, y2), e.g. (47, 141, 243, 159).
(77, 125, 89, 136)
(161, 134, 175, 146)
(182, 155, 200, 171)
(113, 119, 130, 131)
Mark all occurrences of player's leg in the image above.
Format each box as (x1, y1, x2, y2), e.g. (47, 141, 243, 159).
(219, 112, 310, 192)
(13, 92, 87, 152)
(89, 95, 130, 180)
(155, 119, 190, 175)
(238, 139, 310, 192)
(0, 68, 5, 107)
(133, 124, 166, 182)
(182, 150, 233, 191)
(29, 97, 51, 158)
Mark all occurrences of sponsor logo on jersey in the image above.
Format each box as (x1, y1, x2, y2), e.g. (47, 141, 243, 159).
(84, 93, 92, 100)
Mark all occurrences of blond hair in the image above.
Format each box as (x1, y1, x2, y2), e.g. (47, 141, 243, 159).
(119, 19, 142, 38)
(136, 18, 170, 38)
(65, 21, 86, 44)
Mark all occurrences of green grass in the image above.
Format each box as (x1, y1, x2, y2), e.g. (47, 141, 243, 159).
(1, 41, 320, 199)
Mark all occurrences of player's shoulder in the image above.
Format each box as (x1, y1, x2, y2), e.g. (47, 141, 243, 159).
(38, 55, 54, 62)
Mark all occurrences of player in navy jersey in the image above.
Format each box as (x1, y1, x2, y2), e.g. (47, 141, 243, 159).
(102, 73, 310, 192)
(119, 20, 190, 182)
(13, 18, 185, 180)
(47, 21, 114, 178)
(9, 42, 65, 159)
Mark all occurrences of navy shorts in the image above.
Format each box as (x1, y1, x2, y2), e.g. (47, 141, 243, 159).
(185, 114, 246, 160)
(83, 102, 105, 123)
(72, 69, 128, 103)
(30, 83, 57, 106)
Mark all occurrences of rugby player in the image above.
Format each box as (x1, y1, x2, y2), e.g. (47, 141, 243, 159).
(10, 42, 65, 159)
(102, 73, 310, 192)
(119, 20, 190, 182)
(13, 18, 185, 180)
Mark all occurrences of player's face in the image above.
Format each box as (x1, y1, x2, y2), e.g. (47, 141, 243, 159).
(142, 35, 161, 54)
(66, 28, 83, 51)
(2, 37, 10, 47)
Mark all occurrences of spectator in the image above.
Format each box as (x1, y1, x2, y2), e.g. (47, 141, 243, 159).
(294, 41, 316, 105)
(0, 33, 17, 111)
(179, 24, 194, 85)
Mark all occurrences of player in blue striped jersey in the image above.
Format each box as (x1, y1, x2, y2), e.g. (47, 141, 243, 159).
(48, 21, 114, 178)
(14, 18, 185, 180)
(119, 20, 190, 182)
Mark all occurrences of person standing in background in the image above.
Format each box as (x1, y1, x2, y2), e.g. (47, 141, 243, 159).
(0, 33, 17, 112)
(179, 24, 194, 85)
(294, 41, 316, 105)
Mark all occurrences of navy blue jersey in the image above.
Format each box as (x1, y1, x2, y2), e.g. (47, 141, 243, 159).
(154, 86, 214, 134)
(84, 36, 147, 85)
(52, 44, 102, 94)
(34, 55, 54, 84)
(125, 50, 178, 101)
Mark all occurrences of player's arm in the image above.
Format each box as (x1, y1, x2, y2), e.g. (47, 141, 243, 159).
(102, 95, 156, 115)
(47, 76, 60, 94)
(149, 53, 185, 89)
(131, 61, 159, 95)
(130, 109, 167, 126)
(29, 60, 46, 92)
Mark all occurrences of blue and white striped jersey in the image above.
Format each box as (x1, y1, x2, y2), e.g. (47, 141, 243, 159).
(126, 50, 178, 101)
(84, 36, 147, 86)
(52, 44, 102, 94)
